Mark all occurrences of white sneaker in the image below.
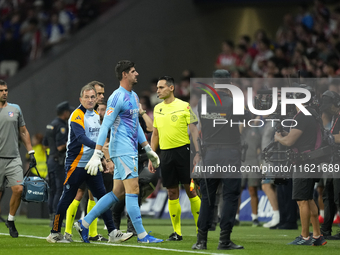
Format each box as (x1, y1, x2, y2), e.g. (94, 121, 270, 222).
(108, 229, 133, 243)
(46, 232, 71, 243)
(64, 232, 74, 242)
(263, 218, 280, 228)
(263, 220, 273, 228)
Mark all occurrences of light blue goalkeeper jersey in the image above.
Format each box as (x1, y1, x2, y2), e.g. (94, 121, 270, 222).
(97, 86, 146, 157)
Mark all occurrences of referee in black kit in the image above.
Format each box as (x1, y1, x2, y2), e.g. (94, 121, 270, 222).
(192, 70, 244, 250)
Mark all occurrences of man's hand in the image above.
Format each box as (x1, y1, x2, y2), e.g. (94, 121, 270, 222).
(144, 144, 160, 168)
(193, 153, 200, 166)
(274, 132, 283, 142)
(104, 160, 114, 174)
(85, 149, 104, 176)
(139, 103, 146, 115)
(148, 159, 156, 173)
(28, 150, 36, 169)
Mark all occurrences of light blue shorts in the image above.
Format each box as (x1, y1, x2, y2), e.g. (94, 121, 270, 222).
(113, 155, 138, 180)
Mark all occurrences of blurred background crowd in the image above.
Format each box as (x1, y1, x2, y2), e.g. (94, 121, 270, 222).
(0, 0, 117, 77)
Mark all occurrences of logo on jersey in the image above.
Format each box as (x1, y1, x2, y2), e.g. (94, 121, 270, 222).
(60, 127, 66, 134)
(171, 115, 178, 122)
(130, 109, 139, 115)
(134, 166, 137, 172)
(8, 112, 14, 117)
(89, 127, 100, 133)
(160, 108, 162, 112)
(107, 107, 114, 116)
(134, 95, 139, 105)
(75, 115, 81, 120)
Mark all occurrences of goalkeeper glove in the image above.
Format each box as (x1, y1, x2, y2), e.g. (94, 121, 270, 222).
(28, 150, 36, 169)
(85, 149, 104, 176)
(144, 144, 160, 168)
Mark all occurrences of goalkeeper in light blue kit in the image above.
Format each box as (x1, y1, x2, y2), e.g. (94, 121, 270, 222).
(75, 60, 163, 243)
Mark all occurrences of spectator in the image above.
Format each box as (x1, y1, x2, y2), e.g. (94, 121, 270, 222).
(215, 40, 237, 71)
(0, 30, 23, 77)
(54, 0, 77, 35)
(251, 38, 274, 76)
(235, 44, 252, 74)
(44, 13, 65, 50)
(296, 3, 314, 30)
(21, 18, 43, 62)
(323, 61, 339, 82)
(316, 37, 330, 62)
(239, 35, 258, 59)
(2, 12, 21, 40)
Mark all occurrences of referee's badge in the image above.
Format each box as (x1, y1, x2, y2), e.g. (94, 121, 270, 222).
(60, 127, 66, 134)
(171, 115, 178, 122)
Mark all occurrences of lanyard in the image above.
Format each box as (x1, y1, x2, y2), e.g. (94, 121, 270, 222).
(290, 110, 301, 132)
(331, 113, 340, 134)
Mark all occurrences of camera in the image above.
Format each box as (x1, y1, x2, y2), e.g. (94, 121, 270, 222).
(254, 89, 297, 118)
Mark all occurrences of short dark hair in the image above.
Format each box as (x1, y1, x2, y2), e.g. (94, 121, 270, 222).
(158, 76, 175, 87)
(98, 101, 107, 107)
(327, 61, 339, 71)
(0, 80, 7, 86)
(237, 44, 247, 52)
(213, 69, 231, 84)
(115, 60, 135, 81)
(223, 40, 234, 48)
(56, 101, 72, 116)
(87, 81, 104, 88)
(241, 35, 251, 44)
(260, 38, 271, 48)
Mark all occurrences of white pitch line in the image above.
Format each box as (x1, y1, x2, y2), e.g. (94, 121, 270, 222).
(0, 233, 231, 255)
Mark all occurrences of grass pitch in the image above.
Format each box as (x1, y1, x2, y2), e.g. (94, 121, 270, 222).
(0, 216, 339, 255)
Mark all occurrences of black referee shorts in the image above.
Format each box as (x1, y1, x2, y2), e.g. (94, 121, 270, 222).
(79, 181, 87, 191)
(160, 144, 190, 188)
(292, 178, 315, 201)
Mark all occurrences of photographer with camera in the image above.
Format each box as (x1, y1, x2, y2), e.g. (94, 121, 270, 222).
(274, 90, 326, 246)
(257, 91, 298, 230)
(319, 90, 340, 240)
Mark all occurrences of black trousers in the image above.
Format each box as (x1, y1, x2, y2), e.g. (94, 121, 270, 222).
(321, 178, 340, 234)
(277, 178, 297, 225)
(197, 148, 241, 233)
(47, 161, 65, 215)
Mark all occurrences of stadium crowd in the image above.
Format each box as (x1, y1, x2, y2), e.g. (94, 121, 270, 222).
(0, 0, 117, 78)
